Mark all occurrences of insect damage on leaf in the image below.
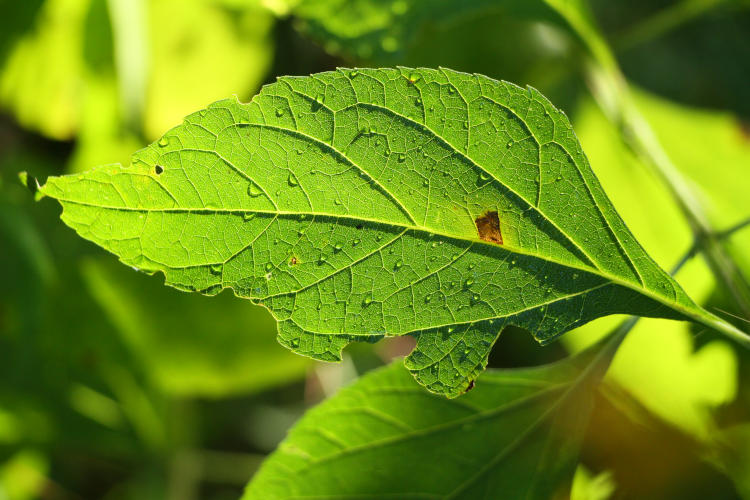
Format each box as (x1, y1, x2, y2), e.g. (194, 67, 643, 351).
(475, 211, 503, 245)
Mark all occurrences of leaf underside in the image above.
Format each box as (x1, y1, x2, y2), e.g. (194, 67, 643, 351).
(40, 67, 697, 397)
(244, 341, 613, 500)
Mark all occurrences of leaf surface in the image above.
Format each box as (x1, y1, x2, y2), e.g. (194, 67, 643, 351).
(244, 334, 620, 500)
(40, 67, 712, 396)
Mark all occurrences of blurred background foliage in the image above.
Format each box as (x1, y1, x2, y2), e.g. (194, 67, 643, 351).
(1, 0, 749, 498)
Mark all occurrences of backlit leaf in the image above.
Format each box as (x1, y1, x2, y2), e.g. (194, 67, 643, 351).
(244, 333, 620, 499)
(38, 67, 739, 396)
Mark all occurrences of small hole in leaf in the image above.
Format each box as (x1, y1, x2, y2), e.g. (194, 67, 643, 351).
(475, 211, 503, 245)
(154, 165, 164, 175)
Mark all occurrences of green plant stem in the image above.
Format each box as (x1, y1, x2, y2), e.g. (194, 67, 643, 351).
(549, 2, 750, 340)
(584, 62, 750, 325)
(615, 0, 729, 51)
(719, 216, 750, 241)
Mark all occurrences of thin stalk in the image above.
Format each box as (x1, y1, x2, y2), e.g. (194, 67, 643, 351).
(615, 0, 729, 51)
(555, 2, 750, 333)
(584, 61, 750, 326)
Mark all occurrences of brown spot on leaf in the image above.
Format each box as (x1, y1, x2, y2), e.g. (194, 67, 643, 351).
(463, 380, 476, 394)
(475, 211, 503, 245)
(289, 256, 298, 266)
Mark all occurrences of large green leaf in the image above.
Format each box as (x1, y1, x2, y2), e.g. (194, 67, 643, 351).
(244, 330, 622, 499)
(37, 67, 741, 397)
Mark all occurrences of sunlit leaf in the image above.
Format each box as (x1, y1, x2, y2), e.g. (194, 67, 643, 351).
(38, 67, 740, 397)
(563, 90, 749, 438)
(0, 0, 275, 143)
(245, 333, 620, 499)
(570, 465, 616, 500)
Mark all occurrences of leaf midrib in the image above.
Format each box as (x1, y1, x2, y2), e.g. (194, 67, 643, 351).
(52, 196, 685, 313)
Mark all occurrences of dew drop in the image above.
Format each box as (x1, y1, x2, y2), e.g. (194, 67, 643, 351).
(363, 295, 373, 306)
(288, 174, 299, 186)
(425, 295, 432, 303)
(397, 153, 406, 162)
(265, 263, 273, 272)
(349, 70, 359, 78)
(463, 121, 469, 129)
(276, 108, 285, 117)
(394, 259, 403, 270)
(242, 212, 255, 221)
(158, 137, 168, 147)
(247, 183, 262, 197)
(479, 172, 490, 181)
(468, 263, 475, 270)
(447, 85, 456, 94)
(465, 278, 474, 287)
(291, 338, 300, 348)
(334, 243, 343, 252)
(415, 97, 422, 105)
(353, 238, 361, 246)
(334, 198, 343, 205)
(297, 228, 306, 236)
(506, 141, 513, 148)
(199, 109, 207, 117)
(209, 264, 222, 275)
(376, 235, 383, 241)
(452, 253, 459, 260)
(318, 254, 328, 264)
